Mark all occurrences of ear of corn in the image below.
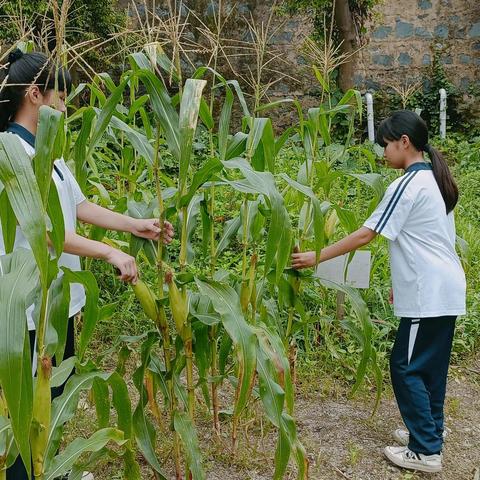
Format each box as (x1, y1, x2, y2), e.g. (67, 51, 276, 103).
(31, 355, 52, 477)
(324, 209, 339, 241)
(165, 271, 189, 338)
(132, 280, 159, 322)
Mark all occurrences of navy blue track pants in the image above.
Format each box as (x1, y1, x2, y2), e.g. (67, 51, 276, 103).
(390, 316, 456, 455)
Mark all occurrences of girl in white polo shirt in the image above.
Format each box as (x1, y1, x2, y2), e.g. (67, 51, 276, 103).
(292, 110, 466, 474)
(0, 49, 174, 479)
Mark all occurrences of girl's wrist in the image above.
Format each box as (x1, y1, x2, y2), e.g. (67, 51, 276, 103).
(98, 242, 115, 261)
(126, 216, 138, 234)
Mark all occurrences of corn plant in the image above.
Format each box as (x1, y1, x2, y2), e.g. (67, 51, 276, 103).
(0, 107, 132, 479)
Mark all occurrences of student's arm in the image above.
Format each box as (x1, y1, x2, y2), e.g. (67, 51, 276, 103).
(76, 200, 174, 244)
(291, 226, 377, 270)
(61, 231, 138, 283)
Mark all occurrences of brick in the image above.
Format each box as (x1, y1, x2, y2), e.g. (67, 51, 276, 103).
(459, 54, 472, 64)
(422, 54, 431, 65)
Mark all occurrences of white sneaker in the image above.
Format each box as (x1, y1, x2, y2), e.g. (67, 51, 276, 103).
(384, 446, 442, 473)
(393, 428, 448, 446)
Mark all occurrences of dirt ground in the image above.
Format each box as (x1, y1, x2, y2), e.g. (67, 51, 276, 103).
(88, 354, 480, 480)
(203, 355, 480, 480)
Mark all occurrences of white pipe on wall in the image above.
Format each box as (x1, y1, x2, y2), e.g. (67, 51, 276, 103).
(365, 93, 375, 142)
(439, 88, 447, 139)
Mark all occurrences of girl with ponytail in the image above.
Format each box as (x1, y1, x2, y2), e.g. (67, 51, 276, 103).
(292, 110, 466, 474)
(0, 50, 174, 480)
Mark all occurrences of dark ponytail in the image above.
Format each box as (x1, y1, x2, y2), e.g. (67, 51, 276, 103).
(0, 49, 72, 132)
(376, 110, 458, 213)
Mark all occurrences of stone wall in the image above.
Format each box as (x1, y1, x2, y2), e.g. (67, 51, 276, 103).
(124, 0, 480, 104)
(354, 0, 480, 91)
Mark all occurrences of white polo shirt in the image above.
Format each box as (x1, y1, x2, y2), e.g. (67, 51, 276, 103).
(0, 126, 86, 330)
(364, 162, 466, 318)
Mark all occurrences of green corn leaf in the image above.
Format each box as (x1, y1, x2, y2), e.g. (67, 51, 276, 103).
(72, 107, 95, 193)
(226, 132, 248, 160)
(178, 78, 207, 196)
(131, 67, 181, 162)
(215, 216, 241, 257)
(227, 80, 250, 117)
(180, 157, 223, 208)
(108, 371, 134, 439)
(47, 275, 70, 362)
(92, 378, 111, 428)
(43, 428, 126, 480)
(46, 182, 65, 259)
(45, 371, 110, 465)
(108, 115, 154, 166)
(218, 86, 234, 161)
(0, 189, 15, 254)
(196, 279, 257, 417)
(174, 411, 206, 480)
(315, 279, 373, 399)
(348, 173, 385, 202)
(246, 117, 268, 161)
(0, 249, 38, 474)
(370, 348, 383, 415)
(50, 357, 76, 389)
(86, 78, 129, 160)
(132, 332, 167, 478)
(34, 106, 64, 206)
(61, 269, 100, 361)
(0, 132, 49, 288)
(199, 97, 214, 130)
(313, 65, 330, 92)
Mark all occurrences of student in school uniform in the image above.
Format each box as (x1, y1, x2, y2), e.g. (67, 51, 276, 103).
(0, 49, 174, 480)
(292, 109, 466, 473)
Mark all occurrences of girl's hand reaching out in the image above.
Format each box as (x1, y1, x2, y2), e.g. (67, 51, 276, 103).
(130, 219, 175, 244)
(291, 247, 317, 270)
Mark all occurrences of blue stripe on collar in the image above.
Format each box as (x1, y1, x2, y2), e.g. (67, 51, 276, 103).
(6, 122, 64, 181)
(6, 122, 36, 148)
(405, 162, 433, 173)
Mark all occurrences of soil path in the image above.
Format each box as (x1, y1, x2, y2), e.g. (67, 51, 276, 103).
(207, 356, 480, 480)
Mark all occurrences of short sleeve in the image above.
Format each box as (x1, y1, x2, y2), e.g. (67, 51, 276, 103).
(363, 174, 417, 241)
(57, 160, 86, 205)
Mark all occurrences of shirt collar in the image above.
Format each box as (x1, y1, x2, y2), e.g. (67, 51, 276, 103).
(405, 162, 433, 173)
(6, 122, 36, 149)
(6, 122, 64, 181)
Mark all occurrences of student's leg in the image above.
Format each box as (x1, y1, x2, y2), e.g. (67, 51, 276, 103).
(51, 315, 76, 400)
(390, 317, 445, 455)
(421, 316, 456, 438)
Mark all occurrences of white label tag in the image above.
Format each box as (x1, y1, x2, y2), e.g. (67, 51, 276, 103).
(314, 250, 371, 289)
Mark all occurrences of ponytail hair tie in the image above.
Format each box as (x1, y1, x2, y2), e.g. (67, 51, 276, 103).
(8, 49, 24, 67)
(424, 143, 432, 153)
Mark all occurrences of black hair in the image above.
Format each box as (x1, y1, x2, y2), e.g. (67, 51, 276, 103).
(0, 49, 72, 132)
(376, 110, 458, 213)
